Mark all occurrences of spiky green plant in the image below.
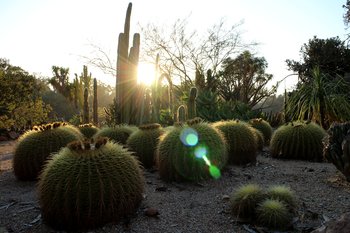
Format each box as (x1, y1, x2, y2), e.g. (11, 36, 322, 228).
(270, 121, 327, 161)
(249, 118, 273, 145)
(252, 128, 264, 151)
(230, 184, 265, 219)
(78, 123, 99, 139)
(157, 118, 227, 182)
(126, 123, 165, 168)
(13, 122, 81, 181)
(38, 138, 144, 231)
(266, 185, 296, 211)
(256, 199, 292, 230)
(213, 120, 258, 165)
(94, 125, 135, 145)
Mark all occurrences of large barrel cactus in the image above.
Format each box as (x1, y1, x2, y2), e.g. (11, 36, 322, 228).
(213, 120, 258, 165)
(249, 118, 273, 145)
(157, 118, 227, 182)
(126, 123, 164, 168)
(270, 121, 326, 161)
(13, 122, 81, 181)
(324, 122, 350, 181)
(94, 125, 136, 145)
(78, 123, 99, 139)
(38, 138, 144, 231)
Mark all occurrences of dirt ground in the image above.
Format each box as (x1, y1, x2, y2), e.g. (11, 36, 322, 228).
(1, 140, 350, 233)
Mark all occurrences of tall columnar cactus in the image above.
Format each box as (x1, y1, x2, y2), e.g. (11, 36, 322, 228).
(151, 54, 160, 123)
(187, 87, 197, 119)
(83, 87, 89, 124)
(324, 122, 350, 181)
(270, 121, 326, 161)
(177, 105, 187, 123)
(38, 138, 144, 231)
(13, 122, 81, 181)
(93, 78, 98, 125)
(140, 88, 152, 124)
(116, 3, 141, 125)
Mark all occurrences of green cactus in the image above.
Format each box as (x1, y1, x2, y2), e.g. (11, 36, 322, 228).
(270, 121, 326, 161)
(256, 199, 292, 230)
(187, 87, 197, 119)
(177, 105, 187, 122)
(323, 122, 350, 181)
(127, 123, 165, 168)
(266, 185, 297, 211)
(83, 87, 89, 124)
(157, 118, 227, 182)
(78, 123, 99, 139)
(94, 125, 136, 145)
(93, 78, 98, 125)
(230, 184, 265, 220)
(213, 120, 258, 165)
(249, 118, 273, 145)
(38, 138, 144, 231)
(13, 122, 81, 181)
(252, 128, 264, 151)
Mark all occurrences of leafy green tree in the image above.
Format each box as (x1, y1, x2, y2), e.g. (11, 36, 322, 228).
(217, 51, 276, 107)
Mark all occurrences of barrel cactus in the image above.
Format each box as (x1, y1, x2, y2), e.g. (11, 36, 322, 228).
(78, 123, 99, 139)
(94, 125, 135, 145)
(270, 121, 327, 161)
(13, 122, 81, 181)
(266, 185, 296, 211)
(256, 199, 292, 230)
(252, 128, 264, 151)
(249, 118, 273, 145)
(126, 123, 165, 168)
(213, 120, 258, 165)
(157, 118, 227, 182)
(38, 137, 144, 231)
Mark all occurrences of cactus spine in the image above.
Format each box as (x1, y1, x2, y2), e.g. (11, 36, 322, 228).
(93, 78, 98, 125)
(177, 105, 187, 122)
(187, 87, 197, 119)
(83, 87, 89, 124)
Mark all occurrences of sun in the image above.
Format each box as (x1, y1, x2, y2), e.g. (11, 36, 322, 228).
(137, 63, 155, 86)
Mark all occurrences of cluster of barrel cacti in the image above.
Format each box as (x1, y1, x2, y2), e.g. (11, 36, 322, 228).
(230, 184, 297, 230)
(78, 123, 99, 138)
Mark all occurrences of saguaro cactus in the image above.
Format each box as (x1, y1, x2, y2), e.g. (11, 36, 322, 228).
(93, 78, 98, 125)
(187, 87, 197, 119)
(83, 87, 89, 123)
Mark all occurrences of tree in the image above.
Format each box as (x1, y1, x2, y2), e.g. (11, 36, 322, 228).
(49, 66, 74, 101)
(344, 0, 350, 26)
(217, 51, 276, 107)
(286, 36, 350, 83)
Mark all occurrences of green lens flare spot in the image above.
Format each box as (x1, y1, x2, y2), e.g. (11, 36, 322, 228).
(209, 165, 221, 179)
(194, 146, 207, 159)
(180, 128, 198, 146)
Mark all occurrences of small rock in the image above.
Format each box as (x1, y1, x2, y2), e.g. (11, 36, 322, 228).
(222, 195, 230, 201)
(243, 173, 252, 179)
(8, 131, 19, 140)
(155, 186, 167, 192)
(144, 207, 160, 217)
(311, 212, 350, 233)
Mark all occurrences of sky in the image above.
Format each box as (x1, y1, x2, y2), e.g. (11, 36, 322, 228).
(0, 0, 348, 94)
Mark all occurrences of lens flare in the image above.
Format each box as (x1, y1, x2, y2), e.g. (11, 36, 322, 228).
(194, 146, 207, 159)
(209, 165, 221, 179)
(180, 128, 198, 146)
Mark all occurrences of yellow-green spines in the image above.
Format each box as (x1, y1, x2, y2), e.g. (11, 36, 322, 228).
(270, 121, 327, 161)
(78, 123, 99, 138)
(230, 184, 265, 219)
(249, 118, 273, 144)
(94, 125, 135, 145)
(157, 121, 227, 182)
(266, 185, 296, 211)
(213, 120, 258, 165)
(38, 140, 144, 231)
(256, 199, 292, 230)
(14, 123, 80, 181)
(252, 128, 264, 151)
(126, 123, 164, 168)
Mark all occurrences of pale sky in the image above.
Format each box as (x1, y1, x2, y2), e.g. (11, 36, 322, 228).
(0, 0, 348, 94)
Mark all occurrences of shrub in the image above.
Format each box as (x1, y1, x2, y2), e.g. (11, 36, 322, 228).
(94, 125, 135, 145)
(13, 122, 81, 181)
(157, 118, 227, 182)
(38, 138, 144, 231)
(126, 123, 165, 168)
(270, 121, 326, 161)
(213, 120, 258, 165)
(249, 118, 273, 145)
(78, 123, 99, 138)
(256, 199, 292, 230)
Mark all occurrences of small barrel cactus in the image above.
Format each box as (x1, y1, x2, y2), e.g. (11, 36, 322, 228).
(266, 185, 297, 212)
(94, 125, 135, 145)
(78, 123, 99, 138)
(249, 118, 273, 145)
(13, 122, 81, 181)
(126, 123, 165, 168)
(213, 120, 258, 165)
(157, 118, 227, 182)
(256, 199, 292, 230)
(252, 128, 264, 151)
(270, 121, 326, 161)
(38, 138, 144, 231)
(230, 184, 265, 220)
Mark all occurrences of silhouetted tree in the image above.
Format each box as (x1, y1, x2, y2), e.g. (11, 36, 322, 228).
(49, 66, 74, 101)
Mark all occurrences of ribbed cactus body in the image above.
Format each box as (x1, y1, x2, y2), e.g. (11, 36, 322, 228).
(249, 118, 273, 145)
(126, 123, 164, 168)
(38, 139, 144, 231)
(213, 120, 258, 165)
(78, 123, 99, 139)
(94, 125, 135, 145)
(13, 123, 80, 181)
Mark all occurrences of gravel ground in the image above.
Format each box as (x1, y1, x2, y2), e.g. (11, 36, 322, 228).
(1, 141, 350, 233)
